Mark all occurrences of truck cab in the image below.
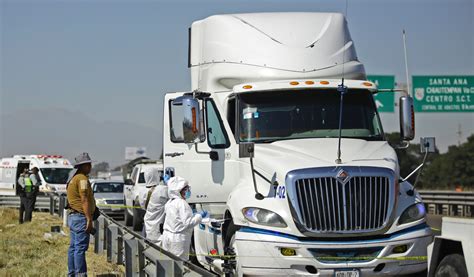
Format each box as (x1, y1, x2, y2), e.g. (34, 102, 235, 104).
(163, 13, 432, 276)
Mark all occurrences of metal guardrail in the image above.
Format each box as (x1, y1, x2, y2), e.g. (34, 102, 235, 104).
(419, 190, 474, 217)
(0, 194, 59, 212)
(94, 211, 218, 277)
(1, 191, 473, 276)
(0, 194, 216, 276)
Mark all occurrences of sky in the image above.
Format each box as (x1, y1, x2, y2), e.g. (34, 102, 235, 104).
(1, 0, 473, 165)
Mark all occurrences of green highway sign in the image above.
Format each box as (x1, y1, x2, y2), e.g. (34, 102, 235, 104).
(367, 75, 395, 112)
(413, 76, 474, 112)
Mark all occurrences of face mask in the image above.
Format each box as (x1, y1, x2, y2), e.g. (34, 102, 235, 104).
(185, 189, 191, 199)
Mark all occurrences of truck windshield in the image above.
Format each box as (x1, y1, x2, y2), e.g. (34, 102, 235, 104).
(93, 182, 124, 193)
(40, 168, 72, 184)
(238, 89, 384, 143)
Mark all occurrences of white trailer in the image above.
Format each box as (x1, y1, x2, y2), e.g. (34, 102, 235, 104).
(0, 154, 73, 195)
(163, 13, 432, 276)
(428, 217, 472, 277)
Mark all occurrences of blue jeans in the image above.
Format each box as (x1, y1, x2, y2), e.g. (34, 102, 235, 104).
(68, 213, 90, 276)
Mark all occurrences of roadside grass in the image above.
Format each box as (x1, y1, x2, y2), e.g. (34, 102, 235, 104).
(0, 208, 124, 276)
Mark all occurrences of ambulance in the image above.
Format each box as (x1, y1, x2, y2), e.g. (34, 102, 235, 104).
(0, 155, 73, 195)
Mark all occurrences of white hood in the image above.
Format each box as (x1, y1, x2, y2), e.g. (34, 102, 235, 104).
(167, 176, 188, 200)
(253, 138, 398, 178)
(144, 167, 161, 188)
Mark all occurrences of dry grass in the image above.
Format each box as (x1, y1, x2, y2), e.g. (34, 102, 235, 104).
(0, 208, 124, 277)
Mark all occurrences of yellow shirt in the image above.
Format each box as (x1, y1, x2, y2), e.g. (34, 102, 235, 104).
(67, 173, 96, 216)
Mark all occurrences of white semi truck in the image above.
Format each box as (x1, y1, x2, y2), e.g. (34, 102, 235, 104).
(0, 154, 73, 195)
(163, 13, 432, 276)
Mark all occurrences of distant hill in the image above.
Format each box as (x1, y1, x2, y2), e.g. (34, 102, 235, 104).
(0, 108, 162, 166)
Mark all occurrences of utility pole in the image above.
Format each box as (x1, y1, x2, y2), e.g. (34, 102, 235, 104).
(457, 124, 463, 146)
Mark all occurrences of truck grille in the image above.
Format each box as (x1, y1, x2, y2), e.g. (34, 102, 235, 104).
(294, 176, 391, 232)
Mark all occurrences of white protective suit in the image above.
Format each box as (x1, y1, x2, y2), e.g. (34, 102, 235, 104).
(160, 176, 202, 261)
(143, 168, 168, 242)
(139, 168, 159, 209)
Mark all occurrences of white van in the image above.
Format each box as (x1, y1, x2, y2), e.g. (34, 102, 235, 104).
(0, 155, 73, 195)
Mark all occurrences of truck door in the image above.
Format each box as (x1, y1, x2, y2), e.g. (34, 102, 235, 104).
(16, 161, 31, 195)
(163, 93, 239, 205)
(0, 159, 18, 196)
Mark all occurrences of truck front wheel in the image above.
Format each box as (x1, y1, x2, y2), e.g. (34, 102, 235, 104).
(224, 221, 243, 277)
(435, 254, 468, 277)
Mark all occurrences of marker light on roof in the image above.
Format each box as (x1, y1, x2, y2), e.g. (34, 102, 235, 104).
(320, 81, 329, 85)
(362, 82, 373, 87)
(290, 81, 299, 85)
(305, 81, 315, 85)
(243, 85, 253, 89)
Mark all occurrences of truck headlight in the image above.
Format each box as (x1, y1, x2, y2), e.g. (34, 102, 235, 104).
(398, 203, 426, 225)
(242, 207, 287, 228)
(96, 199, 107, 206)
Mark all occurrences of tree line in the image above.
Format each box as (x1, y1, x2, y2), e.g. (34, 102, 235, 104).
(387, 133, 474, 190)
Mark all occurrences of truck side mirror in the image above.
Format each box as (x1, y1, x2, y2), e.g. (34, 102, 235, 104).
(239, 142, 255, 158)
(399, 95, 415, 141)
(420, 137, 436, 153)
(124, 179, 134, 186)
(182, 97, 202, 144)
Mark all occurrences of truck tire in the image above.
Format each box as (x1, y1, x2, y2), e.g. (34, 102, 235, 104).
(224, 221, 243, 277)
(124, 201, 133, 226)
(435, 254, 468, 277)
(227, 233, 243, 277)
(224, 221, 240, 248)
(132, 206, 144, 231)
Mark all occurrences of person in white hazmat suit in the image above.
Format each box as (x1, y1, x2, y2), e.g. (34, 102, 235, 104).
(160, 176, 208, 261)
(143, 168, 169, 243)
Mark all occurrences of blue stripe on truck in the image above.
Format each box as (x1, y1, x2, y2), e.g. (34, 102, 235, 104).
(238, 223, 429, 244)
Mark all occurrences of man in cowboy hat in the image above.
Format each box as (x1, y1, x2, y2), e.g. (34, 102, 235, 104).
(66, 152, 96, 276)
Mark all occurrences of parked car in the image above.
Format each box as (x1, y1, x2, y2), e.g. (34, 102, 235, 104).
(92, 180, 125, 217)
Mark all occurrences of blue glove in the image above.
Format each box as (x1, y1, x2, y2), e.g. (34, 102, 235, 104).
(163, 174, 170, 184)
(200, 210, 209, 218)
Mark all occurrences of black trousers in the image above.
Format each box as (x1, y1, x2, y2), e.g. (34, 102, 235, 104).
(19, 193, 36, 223)
(19, 195, 26, 224)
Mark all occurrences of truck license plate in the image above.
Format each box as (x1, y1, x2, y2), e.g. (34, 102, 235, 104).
(335, 270, 359, 277)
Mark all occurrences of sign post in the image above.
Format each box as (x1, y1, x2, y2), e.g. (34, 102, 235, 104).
(412, 76, 474, 112)
(367, 75, 395, 112)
